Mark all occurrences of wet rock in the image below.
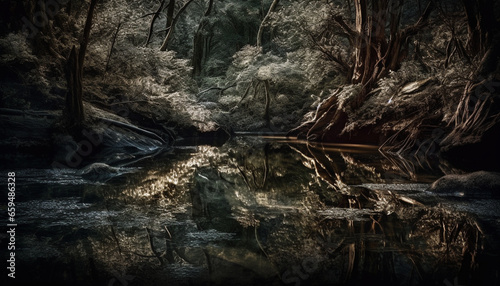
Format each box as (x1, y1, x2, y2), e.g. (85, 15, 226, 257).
(77, 162, 121, 181)
(427, 171, 500, 198)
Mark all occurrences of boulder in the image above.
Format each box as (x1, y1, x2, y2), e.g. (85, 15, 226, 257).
(427, 171, 500, 198)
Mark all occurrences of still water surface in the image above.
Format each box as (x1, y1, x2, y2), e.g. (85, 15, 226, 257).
(2, 136, 499, 285)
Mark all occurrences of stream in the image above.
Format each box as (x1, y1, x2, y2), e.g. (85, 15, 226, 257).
(1, 136, 499, 286)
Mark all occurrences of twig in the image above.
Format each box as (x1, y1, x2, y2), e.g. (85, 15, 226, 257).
(196, 84, 236, 98)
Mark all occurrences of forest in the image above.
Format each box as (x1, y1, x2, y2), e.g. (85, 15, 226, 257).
(0, 0, 498, 166)
(1, 0, 500, 285)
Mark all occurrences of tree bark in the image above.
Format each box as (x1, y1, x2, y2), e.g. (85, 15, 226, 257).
(65, 46, 83, 126)
(351, 0, 368, 84)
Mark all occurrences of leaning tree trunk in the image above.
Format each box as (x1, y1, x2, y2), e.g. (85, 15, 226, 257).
(160, 0, 195, 51)
(256, 0, 280, 48)
(145, 0, 166, 46)
(64, 0, 98, 126)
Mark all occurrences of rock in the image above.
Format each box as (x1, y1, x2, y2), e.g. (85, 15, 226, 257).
(427, 171, 500, 198)
(77, 163, 121, 181)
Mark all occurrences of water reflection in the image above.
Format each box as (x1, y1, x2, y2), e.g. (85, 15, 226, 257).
(4, 137, 499, 285)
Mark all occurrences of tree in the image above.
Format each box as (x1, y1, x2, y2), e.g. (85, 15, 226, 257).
(65, 0, 98, 126)
(165, 0, 176, 36)
(290, 0, 435, 141)
(334, 0, 434, 107)
(160, 0, 195, 51)
(462, 0, 497, 56)
(256, 0, 280, 48)
(192, 0, 214, 76)
(440, 0, 500, 164)
(145, 0, 166, 46)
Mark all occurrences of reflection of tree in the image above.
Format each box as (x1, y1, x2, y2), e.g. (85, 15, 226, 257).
(236, 143, 270, 190)
(282, 141, 492, 285)
(20, 139, 497, 285)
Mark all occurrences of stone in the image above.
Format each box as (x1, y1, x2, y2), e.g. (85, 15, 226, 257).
(427, 171, 500, 198)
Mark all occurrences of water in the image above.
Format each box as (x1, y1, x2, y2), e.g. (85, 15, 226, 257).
(1, 136, 499, 286)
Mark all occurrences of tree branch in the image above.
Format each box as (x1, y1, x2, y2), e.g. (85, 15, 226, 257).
(332, 14, 357, 40)
(308, 32, 350, 72)
(145, 0, 166, 46)
(257, 0, 280, 47)
(401, 0, 434, 38)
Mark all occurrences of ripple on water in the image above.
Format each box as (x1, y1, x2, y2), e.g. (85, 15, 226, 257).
(18, 198, 119, 228)
(14, 166, 139, 185)
(317, 207, 378, 221)
(183, 229, 236, 247)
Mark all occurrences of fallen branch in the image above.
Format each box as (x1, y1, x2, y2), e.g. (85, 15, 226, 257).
(196, 84, 236, 98)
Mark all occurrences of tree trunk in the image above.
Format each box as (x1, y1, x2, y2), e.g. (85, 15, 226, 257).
(65, 46, 83, 126)
(350, 0, 433, 108)
(64, 0, 98, 126)
(462, 0, 496, 56)
(145, 0, 166, 46)
(165, 0, 175, 36)
(104, 21, 121, 78)
(192, 0, 214, 76)
(264, 80, 271, 124)
(256, 0, 280, 48)
(351, 0, 368, 84)
(160, 0, 194, 51)
(293, 0, 435, 142)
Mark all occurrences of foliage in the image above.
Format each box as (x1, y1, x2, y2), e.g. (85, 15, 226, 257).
(0, 0, 497, 146)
